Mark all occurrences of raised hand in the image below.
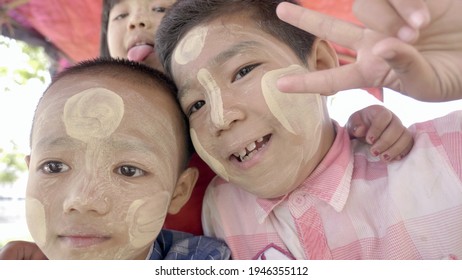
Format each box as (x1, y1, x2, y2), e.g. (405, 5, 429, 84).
(347, 105, 413, 162)
(276, 0, 462, 102)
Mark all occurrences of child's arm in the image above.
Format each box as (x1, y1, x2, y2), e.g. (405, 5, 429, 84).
(276, 0, 462, 102)
(347, 105, 413, 161)
(0, 241, 47, 260)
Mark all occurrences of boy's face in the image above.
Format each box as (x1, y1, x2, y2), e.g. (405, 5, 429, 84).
(25, 74, 194, 259)
(170, 14, 334, 199)
(107, 0, 176, 70)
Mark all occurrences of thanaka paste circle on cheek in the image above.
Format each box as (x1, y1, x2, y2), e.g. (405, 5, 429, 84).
(126, 192, 171, 248)
(191, 128, 229, 181)
(261, 64, 323, 161)
(25, 197, 47, 247)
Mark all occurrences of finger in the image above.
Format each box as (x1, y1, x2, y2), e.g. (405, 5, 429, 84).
(346, 110, 369, 139)
(379, 129, 414, 162)
(276, 63, 366, 94)
(372, 37, 437, 101)
(388, 0, 431, 30)
(353, 0, 428, 42)
(276, 2, 364, 49)
(353, 0, 409, 37)
(364, 105, 393, 147)
(369, 113, 406, 157)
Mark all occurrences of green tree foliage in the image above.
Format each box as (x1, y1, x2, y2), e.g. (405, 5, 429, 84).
(0, 35, 50, 91)
(0, 142, 27, 185)
(0, 35, 50, 185)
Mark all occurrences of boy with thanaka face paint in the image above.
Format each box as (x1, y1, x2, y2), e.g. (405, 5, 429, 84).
(155, 0, 462, 259)
(100, 0, 415, 235)
(21, 58, 230, 260)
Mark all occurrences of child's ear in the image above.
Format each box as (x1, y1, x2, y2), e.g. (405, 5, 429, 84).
(307, 38, 339, 71)
(25, 155, 30, 169)
(167, 167, 199, 214)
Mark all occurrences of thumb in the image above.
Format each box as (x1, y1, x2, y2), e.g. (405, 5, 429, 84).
(346, 110, 369, 139)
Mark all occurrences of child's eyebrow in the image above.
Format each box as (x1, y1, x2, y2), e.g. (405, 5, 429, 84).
(210, 40, 261, 68)
(36, 136, 81, 149)
(110, 138, 156, 154)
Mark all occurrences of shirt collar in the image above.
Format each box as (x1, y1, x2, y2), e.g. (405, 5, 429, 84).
(255, 123, 353, 222)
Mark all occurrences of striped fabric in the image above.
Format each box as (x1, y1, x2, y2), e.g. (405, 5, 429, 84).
(202, 111, 462, 260)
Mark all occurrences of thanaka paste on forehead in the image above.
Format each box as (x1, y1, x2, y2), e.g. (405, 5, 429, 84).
(174, 25, 208, 65)
(197, 68, 225, 127)
(191, 129, 229, 181)
(63, 88, 124, 143)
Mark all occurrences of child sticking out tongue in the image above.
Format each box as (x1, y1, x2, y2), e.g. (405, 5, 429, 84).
(127, 44, 154, 62)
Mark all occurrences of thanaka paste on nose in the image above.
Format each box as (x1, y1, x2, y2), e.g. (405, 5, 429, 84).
(174, 26, 207, 65)
(197, 68, 225, 127)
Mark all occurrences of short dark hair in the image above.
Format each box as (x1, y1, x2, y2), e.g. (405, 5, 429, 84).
(33, 57, 194, 167)
(156, 0, 316, 78)
(100, 0, 121, 57)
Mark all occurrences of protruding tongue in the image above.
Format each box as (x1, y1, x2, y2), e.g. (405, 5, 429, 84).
(127, 45, 154, 62)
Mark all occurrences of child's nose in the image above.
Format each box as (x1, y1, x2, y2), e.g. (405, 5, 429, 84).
(62, 178, 111, 215)
(209, 91, 246, 135)
(129, 11, 152, 30)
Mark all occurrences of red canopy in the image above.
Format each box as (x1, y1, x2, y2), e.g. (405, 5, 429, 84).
(2, 0, 361, 62)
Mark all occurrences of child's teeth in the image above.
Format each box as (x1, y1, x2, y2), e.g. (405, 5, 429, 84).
(256, 137, 263, 143)
(239, 150, 247, 158)
(246, 142, 256, 152)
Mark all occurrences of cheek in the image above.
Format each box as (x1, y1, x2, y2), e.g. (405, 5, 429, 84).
(107, 26, 123, 57)
(125, 192, 171, 248)
(25, 197, 47, 247)
(190, 128, 229, 181)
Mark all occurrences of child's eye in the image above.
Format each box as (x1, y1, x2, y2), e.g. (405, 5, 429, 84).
(115, 165, 145, 177)
(152, 6, 167, 13)
(234, 64, 259, 81)
(113, 13, 128, 21)
(187, 100, 206, 117)
(40, 161, 70, 174)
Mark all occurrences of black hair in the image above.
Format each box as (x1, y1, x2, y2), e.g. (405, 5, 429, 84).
(33, 57, 195, 167)
(156, 0, 316, 78)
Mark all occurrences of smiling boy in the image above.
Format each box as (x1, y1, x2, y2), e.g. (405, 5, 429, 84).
(155, 0, 462, 259)
(23, 57, 230, 259)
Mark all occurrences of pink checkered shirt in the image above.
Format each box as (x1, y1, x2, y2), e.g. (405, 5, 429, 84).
(202, 111, 462, 260)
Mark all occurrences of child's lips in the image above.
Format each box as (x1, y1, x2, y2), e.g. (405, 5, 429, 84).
(58, 234, 111, 248)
